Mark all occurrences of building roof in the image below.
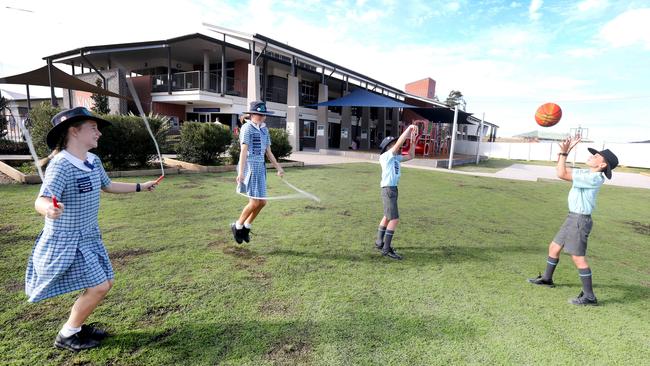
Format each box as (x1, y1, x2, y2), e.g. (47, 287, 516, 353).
(514, 130, 569, 140)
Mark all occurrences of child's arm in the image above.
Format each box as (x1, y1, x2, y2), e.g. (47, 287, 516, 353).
(556, 136, 581, 181)
(265, 147, 285, 177)
(236, 144, 249, 183)
(389, 125, 418, 156)
(35, 197, 64, 219)
(102, 181, 158, 193)
(400, 126, 419, 162)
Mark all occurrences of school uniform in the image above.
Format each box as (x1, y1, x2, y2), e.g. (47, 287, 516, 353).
(237, 121, 271, 198)
(25, 150, 113, 303)
(379, 150, 403, 220)
(553, 169, 604, 256)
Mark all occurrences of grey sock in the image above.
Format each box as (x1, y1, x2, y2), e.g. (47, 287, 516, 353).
(579, 268, 595, 299)
(542, 256, 559, 281)
(382, 230, 394, 252)
(376, 226, 387, 245)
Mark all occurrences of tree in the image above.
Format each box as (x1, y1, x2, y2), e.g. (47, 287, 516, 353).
(91, 78, 110, 114)
(444, 90, 466, 111)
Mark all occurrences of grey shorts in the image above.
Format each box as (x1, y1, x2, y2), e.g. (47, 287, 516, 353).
(553, 213, 593, 256)
(381, 186, 399, 220)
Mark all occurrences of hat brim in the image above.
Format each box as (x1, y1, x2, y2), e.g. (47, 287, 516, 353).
(588, 147, 612, 179)
(247, 110, 275, 116)
(46, 115, 111, 149)
(380, 139, 397, 154)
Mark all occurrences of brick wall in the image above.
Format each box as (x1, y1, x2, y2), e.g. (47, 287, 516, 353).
(62, 68, 128, 114)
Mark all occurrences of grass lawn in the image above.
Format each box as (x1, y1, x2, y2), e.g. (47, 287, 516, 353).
(456, 158, 650, 174)
(1, 164, 649, 365)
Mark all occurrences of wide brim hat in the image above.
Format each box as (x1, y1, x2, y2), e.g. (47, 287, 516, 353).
(379, 136, 397, 154)
(46, 107, 111, 149)
(587, 147, 618, 179)
(246, 100, 275, 116)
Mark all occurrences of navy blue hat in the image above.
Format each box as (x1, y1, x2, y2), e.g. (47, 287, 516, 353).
(587, 148, 618, 179)
(379, 136, 397, 154)
(47, 107, 111, 149)
(246, 100, 275, 116)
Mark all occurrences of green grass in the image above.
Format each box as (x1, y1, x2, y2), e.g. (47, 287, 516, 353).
(456, 158, 650, 174)
(1, 164, 649, 365)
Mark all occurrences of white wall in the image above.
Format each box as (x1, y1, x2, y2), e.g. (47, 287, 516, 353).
(455, 141, 650, 168)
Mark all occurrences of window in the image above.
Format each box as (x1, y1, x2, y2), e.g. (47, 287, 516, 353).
(302, 120, 316, 138)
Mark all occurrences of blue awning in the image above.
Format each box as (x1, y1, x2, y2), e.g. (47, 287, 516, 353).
(308, 89, 416, 108)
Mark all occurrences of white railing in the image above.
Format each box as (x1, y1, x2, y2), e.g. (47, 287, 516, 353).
(455, 140, 650, 168)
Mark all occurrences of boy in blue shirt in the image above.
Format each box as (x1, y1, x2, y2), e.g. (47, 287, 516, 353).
(374, 124, 418, 260)
(528, 137, 619, 306)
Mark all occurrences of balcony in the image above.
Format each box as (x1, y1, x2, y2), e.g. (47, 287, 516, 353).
(151, 71, 246, 96)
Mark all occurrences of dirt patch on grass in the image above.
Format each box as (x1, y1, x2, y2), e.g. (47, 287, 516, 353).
(339, 210, 352, 216)
(479, 227, 512, 235)
(144, 305, 182, 320)
(149, 328, 176, 343)
(266, 337, 312, 365)
(111, 248, 158, 269)
(178, 183, 202, 189)
(304, 205, 325, 211)
(4, 279, 23, 292)
(223, 245, 255, 259)
(0, 224, 18, 234)
(191, 194, 210, 199)
(259, 299, 290, 316)
(625, 221, 650, 236)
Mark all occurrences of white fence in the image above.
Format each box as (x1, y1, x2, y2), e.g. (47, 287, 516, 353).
(455, 141, 650, 168)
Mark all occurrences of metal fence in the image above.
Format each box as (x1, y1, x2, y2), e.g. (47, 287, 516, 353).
(151, 71, 247, 96)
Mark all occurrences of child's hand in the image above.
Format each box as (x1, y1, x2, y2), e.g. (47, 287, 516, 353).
(277, 168, 285, 177)
(46, 201, 64, 220)
(236, 174, 244, 184)
(410, 125, 419, 140)
(558, 136, 581, 153)
(141, 181, 158, 192)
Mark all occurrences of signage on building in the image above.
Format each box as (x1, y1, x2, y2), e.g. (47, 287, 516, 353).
(193, 107, 221, 112)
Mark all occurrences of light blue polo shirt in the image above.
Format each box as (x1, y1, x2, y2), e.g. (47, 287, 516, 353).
(379, 151, 403, 187)
(568, 169, 605, 215)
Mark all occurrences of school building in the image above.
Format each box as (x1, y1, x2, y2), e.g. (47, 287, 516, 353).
(39, 25, 499, 154)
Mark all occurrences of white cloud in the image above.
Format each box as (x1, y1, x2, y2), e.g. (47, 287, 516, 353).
(446, 1, 460, 12)
(565, 47, 602, 58)
(510, 1, 521, 8)
(529, 0, 543, 20)
(599, 8, 650, 49)
(577, 0, 609, 12)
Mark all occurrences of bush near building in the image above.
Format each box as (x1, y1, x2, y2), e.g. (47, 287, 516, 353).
(178, 122, 232, 165)
(228, 127, 293, 165)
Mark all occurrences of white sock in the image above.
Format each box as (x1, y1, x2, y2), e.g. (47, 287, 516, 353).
(235, 221, 243, 230)
(244, 223, 252, 229)
(59, 324, 82, 337)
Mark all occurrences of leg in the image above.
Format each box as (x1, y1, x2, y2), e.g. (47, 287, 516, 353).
(570, 255, 597, 303)
(66, 281, 113, 328)
(529, 241, 562, 286)
(375, 217, 389, 249)
(237, 199, 259, 225)
(548, 241, 562, 258)
(244, 199, 266, 225)
(382, 219, 402, 260)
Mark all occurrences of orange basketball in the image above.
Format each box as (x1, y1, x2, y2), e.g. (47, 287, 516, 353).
(535, 102, 562, 127)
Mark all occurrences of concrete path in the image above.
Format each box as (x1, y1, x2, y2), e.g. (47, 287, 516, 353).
(289, 152, 650, 189)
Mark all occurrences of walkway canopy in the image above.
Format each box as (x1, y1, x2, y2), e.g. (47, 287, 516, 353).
(309, 89, 472, 124)
(0, 65, 129, 100)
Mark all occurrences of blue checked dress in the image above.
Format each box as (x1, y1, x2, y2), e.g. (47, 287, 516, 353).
(25, 152, 114, 303)
(237, 121, 271, 198)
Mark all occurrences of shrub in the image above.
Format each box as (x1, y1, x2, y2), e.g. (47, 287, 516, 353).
(0, 139, 29, 155)
(177, 122, 232, 165)
(95, 113, 170, 170)
(229, 127, 293, 165)
(27, 102, 61, 157)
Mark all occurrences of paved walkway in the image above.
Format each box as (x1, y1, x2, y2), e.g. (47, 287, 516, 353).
(289, 152, 650, 189)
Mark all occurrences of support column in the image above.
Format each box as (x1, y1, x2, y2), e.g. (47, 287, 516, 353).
(391, 107, 400, 137)
(448, 105, 459, 170)
(247, 64, 260, 104)
(315, 83, 329, 150)
(377, 108, 386, 143)
(203, 50, 210, 91)
(340, 90, 352, 149)
(360, 107, 370, 150)
(286, 75, 300, 152)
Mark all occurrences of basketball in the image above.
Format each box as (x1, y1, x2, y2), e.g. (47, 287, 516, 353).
(535, 103, 562, 127)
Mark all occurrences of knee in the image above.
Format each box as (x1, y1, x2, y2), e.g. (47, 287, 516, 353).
(89, 281, 112, 296)
(571, 255, 588, 268)
(257, 199, 267, 208)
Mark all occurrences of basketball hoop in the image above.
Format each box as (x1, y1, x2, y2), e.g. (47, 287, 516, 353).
(569, 126, 589, 140)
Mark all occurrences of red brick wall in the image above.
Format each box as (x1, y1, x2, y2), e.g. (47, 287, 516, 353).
(129, 75, 153, 114)
(152, 102, 185, 121)
(405, 78, 436, 99)
(233, 59, 248, 98)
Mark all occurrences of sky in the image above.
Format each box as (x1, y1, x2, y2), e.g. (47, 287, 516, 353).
(1, 0, 649, 142)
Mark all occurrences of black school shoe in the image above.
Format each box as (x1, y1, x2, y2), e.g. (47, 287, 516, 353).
(382, 248, 403, 260)
(527, 274, 555, 288)
(241, 227, 251, 243)
(79, 323, 109, 340)
(569, 291, 598, 306)
(54, 331, 100, 352)
(230, 223, 243, 244)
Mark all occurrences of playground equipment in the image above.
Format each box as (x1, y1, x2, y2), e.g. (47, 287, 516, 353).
(401, 120, 449, 157)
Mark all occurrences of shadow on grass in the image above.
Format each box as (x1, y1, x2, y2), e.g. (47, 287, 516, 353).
(267, 244, 542, 266)
(99, 312, 477, 365)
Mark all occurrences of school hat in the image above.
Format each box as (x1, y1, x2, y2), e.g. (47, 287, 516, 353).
(379, 136, 397, 154)
(587, 148, 618, 179)
(47, 107, 111, 149)
(247, 100, 275, 116)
